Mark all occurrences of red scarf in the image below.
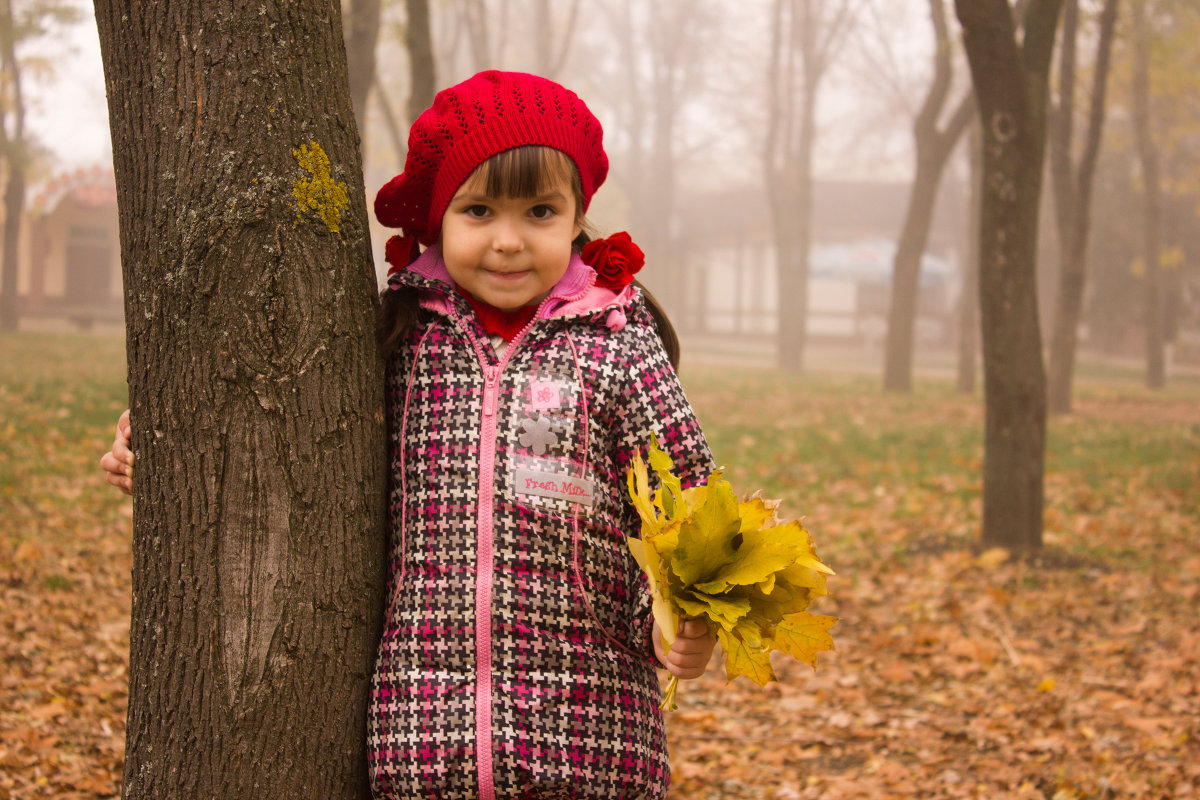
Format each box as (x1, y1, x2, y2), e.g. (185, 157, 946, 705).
(455, 285, 539, 342)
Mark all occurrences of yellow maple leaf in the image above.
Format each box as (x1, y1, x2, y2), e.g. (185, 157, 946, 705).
(771, 612, 838, 668)
(719, 626, 777, 688)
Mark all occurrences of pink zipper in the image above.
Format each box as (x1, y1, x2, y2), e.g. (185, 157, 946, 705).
(446, 287, 591, 800)
(474, 363, 499, 800)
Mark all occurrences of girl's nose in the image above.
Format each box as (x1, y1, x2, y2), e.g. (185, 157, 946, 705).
(491, 219, 524, 253)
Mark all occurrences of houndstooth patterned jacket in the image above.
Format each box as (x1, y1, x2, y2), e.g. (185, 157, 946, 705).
(368, 248, 712, 800)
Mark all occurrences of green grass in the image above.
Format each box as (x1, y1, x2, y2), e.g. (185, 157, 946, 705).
(2, 331, 1196, 572)
(0, 332, 129, 491)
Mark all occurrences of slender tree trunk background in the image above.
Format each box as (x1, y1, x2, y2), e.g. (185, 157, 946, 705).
(882, 0, 974, 393)
(405, 0, 436, 124)
(954, 0, 1060, 553)
(764, 0, 857, 373)
(93, 2, 386, 797)
(1046, 0, 1119, 414)
(956, 117, 982, 395)
(0, 0, 26, 332)
(0, 164, 22, 331)
(1131, 0, 1165, 389)
(345, 0, 382, 142)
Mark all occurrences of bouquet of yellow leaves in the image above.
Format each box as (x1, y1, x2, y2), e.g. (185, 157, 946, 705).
(626, 438, 837, 711)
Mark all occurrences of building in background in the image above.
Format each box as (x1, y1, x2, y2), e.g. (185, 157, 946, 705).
(672, 179, 966, 348)
(6, 166, 121, 331)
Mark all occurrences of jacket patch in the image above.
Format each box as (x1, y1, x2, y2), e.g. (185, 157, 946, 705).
(529, 379, 562, 411)
(513, 467, 595, 507)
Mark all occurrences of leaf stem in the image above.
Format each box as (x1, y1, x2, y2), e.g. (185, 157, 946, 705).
(660, 675, 680, 712)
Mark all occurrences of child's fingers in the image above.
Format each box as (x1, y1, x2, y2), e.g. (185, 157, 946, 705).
(104, 469, 133, 496)
(669, 634, 712, 656)
(676, 619, 711, 640)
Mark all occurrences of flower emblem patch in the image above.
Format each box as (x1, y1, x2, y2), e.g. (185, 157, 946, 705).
(518, 416, 560, 456)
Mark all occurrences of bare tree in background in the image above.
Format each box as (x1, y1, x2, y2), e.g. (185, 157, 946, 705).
(882, 0, 975, 392)
(533, 0, 581, 78)
(94, 0, 385, 795)
(957, 116, 982, 394)
(1130, 0, 1165, 388)
(345, 0, 382, 137)
(764, 0, 860, 373)
(0, 0, 80, 331)
(406, 0, 436, 120)
(601, 0, 712, 316)
(373, 0, 436, 160)
(954, 0, 1062, 552)
(1046, 0, 1120, 413)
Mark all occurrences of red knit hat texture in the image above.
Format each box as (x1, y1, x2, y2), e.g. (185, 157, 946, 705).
(374, 70, 609, 246)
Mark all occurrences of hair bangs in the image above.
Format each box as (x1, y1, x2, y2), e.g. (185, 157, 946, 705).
(473, 146, 583, 209)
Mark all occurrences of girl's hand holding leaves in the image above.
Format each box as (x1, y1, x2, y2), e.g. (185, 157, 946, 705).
(627, 437, 837, 711)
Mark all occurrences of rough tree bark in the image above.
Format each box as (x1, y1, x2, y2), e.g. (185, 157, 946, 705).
(1046, 0, 1119, 414)
(93, 2, 386, 797)
(1130, 0, 1165, 389)
(954, 0, 1061, 552)
(883, 0, 975, 392)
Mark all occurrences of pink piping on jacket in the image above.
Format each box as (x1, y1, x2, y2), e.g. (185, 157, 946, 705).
(395, 246, 641, 799)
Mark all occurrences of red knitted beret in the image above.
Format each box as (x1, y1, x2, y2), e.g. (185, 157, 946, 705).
(374, 70, 609, 246)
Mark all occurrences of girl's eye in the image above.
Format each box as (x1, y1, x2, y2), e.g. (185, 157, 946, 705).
(465, 205, 490, 218)
(529, 204, 555, 220)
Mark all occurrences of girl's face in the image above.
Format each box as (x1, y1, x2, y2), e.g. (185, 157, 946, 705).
(441, 169, 582, 311)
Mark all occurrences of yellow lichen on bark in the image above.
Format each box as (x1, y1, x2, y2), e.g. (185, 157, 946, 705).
(292, 141, 348, 233)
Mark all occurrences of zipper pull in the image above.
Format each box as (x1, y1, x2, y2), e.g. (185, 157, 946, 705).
(483, 366, 499, 418)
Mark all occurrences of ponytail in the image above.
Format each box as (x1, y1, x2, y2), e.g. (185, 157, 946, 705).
(377, 287, 422, 358)
(631, 280, 681, 370)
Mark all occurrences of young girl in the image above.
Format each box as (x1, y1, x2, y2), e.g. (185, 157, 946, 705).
(103, 70, 716, 800)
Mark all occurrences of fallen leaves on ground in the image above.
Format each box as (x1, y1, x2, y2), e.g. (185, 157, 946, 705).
(2, 336, 1197, 799)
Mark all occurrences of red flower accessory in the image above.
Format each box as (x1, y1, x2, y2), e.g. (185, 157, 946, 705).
(581, 232, 644, 290)
(385, 233, 422, 276)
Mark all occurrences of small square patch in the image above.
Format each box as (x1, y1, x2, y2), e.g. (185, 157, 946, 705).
(529, 380, 562, 411)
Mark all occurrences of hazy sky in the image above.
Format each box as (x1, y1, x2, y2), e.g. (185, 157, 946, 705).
(28, 2, 933, 183)
(25, 13, 111, 173)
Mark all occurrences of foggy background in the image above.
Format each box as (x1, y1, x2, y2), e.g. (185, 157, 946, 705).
(9, 0, 1199, 376)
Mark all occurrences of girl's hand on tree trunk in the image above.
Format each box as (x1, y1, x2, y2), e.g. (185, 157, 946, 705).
(99, 408, 133, 496)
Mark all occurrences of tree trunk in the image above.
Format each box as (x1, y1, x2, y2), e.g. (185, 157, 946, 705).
(93, 2, 386, 798)
(0, 162, 21, 331)
(884, 0, 974, 392)
(955, 0, 1060, 553)
(956, 117, 983, 394)
(763, 0, 858, 373)
(345, 0, 381, 139)
(1131, 0, 1165, 389)
(405, 0, 436, 125)
(1045, 0, 1119, 414)
(0, 0, 25, 332)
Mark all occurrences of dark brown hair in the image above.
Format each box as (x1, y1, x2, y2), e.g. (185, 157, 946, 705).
(377, 146, 680, 367)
